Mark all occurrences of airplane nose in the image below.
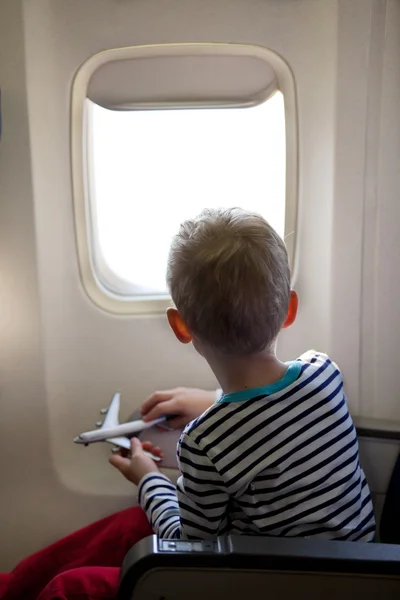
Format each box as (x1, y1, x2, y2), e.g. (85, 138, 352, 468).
(73, 436, 82, 443)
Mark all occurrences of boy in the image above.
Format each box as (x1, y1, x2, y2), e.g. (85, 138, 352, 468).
(111, 207, 375, 542)
(2, 208, 374, 600)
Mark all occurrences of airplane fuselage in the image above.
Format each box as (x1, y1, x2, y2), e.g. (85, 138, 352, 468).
(74, 416, 167, 445)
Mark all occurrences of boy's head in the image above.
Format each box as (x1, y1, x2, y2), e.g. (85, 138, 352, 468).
(166, 207, 297, 356)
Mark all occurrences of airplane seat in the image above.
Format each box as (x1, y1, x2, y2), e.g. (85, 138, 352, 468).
(117, 534, 400, 600)
(379, 453, 400, 544)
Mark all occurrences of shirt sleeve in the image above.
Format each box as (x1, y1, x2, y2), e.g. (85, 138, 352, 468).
(138, 431, 229, 539)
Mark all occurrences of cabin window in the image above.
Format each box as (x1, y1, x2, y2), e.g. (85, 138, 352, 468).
(89, 93, 285, 297)
(71, 44, 297, 313)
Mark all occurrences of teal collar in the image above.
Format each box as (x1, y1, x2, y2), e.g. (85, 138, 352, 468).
(217, 361, 303, 403)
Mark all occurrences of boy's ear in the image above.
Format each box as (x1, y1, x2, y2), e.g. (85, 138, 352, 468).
(167, 308, 192, 344)
(282, 290, 298, 329)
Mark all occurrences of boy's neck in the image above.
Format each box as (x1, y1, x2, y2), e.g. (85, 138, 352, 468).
(205, 346, 288, 395)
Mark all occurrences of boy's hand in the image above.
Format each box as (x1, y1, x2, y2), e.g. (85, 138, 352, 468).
(141, 387, 216, 429)
(109, 439, 163, 486)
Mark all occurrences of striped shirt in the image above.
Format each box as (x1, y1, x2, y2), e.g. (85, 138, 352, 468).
(138, 351, 375, 542)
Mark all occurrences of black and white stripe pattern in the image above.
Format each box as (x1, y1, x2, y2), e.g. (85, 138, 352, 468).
(139, 351, 375, 541)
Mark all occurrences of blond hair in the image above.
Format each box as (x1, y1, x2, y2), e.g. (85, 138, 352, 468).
(167, 208, 291, 355)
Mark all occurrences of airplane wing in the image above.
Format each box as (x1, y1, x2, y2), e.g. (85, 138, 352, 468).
(101, 392, 121, 429)
(105, 435, 162, 462)
(105, 436, 131, 450)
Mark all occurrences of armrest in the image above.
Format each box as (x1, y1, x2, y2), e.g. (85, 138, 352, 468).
(118, 535, 400, 600)
(354, 416, 400, 441)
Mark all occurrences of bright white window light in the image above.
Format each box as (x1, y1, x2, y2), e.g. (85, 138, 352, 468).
(89, 92, 286, 297)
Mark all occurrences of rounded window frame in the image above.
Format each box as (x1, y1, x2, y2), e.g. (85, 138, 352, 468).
(70, 42, 298, 315)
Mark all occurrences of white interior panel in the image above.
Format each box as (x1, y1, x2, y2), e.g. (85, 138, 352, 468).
(373, 0, 400, 420)
(22, 0, 338, 499)
(1, 0, 400, 569)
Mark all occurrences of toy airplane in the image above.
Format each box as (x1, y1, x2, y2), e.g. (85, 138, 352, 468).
(73, 392, 171, 461)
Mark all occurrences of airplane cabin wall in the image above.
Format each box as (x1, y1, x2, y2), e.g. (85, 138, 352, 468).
(0, 0, 399, 569)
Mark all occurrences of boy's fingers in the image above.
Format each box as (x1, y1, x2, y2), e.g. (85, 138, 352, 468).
(163, 416, 186, 430)
(141, 441, 164, 459)
(152, 446, 164, 458)
(130, 437, 143, 454)
(141, 391, 174, 416)
(142, 399, 176, 422)
(141, 441, 153, 451)
(109, 453, 130, 475)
